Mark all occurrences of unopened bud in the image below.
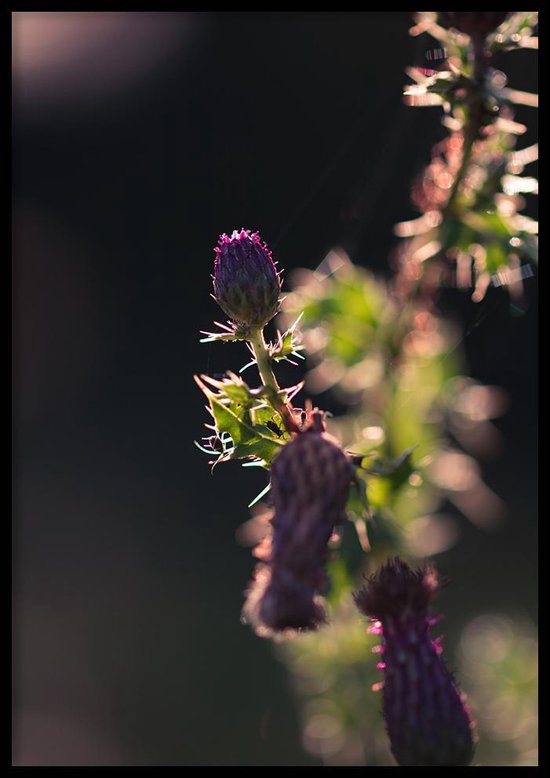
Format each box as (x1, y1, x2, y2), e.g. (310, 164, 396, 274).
(213, 229, 281, 328)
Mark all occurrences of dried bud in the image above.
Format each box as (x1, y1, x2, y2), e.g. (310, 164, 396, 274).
(439, 12, 510, 39)
(354, 558, 475, 767)
(213, 229, 281, 328)
(243, 411, 353, 635)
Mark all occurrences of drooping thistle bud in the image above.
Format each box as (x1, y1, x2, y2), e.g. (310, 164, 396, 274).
(213, 229, 281, 328)
(354, 558, 475, 767)
(243, 411, 353, 635)
(439, 12, 510, 40)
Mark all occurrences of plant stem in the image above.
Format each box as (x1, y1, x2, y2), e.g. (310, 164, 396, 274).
(249, 328, 300, 434)
(444, 125, 476, 218)
(444, 40, 488, 218)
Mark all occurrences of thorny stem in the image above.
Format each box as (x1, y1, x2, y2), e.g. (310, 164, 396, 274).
(444, 123, 476, 218)
(444, 39, 488, 218)
(249, 328, 300, 434)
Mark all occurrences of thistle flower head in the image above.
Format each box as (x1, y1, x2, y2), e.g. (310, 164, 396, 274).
(243, 411, 353, 635)
(213, 229, 281, 328)
(354, 556, 439, 624)
(355, 558, 475, 767)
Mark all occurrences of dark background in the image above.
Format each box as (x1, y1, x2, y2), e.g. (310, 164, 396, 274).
(12, 12, 537, 766)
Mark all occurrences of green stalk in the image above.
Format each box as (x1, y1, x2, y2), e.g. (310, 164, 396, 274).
(444, 39, 488, 218)
(248, 328, 300, 434)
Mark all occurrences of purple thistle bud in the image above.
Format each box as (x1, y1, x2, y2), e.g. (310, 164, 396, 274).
(243, 411, 353, 635)
(354, 558, 475, 767)
(439, 12, 510, 40)
(213, 229, 281, 328)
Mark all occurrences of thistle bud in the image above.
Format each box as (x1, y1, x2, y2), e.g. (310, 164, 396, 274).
(213, 229, 281, 328)
(439, 12, 510, 39)
(243, 411, 353, 635)
(354, 558, 475, 767)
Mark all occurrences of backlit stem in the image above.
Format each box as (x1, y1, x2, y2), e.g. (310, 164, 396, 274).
(249, 328, 300, 434)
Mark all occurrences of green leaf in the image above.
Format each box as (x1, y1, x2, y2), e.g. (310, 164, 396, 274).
(362, 447, 417, 491)
(347, 470, 371, 520)
(462, 210, 513, 239)
(440, 217, 476, 254)
(250, 406, 279, 427)
(270, 314, 305, 364)
(485, 241, 509, 273)
(194, 375, 284, 464)
(199, 372, 262, 399)
(218, 381, 254, 404)
(231, 436, 283, 465)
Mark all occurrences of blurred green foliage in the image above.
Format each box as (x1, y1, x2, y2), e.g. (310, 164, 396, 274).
(459, 614, 538, 766)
